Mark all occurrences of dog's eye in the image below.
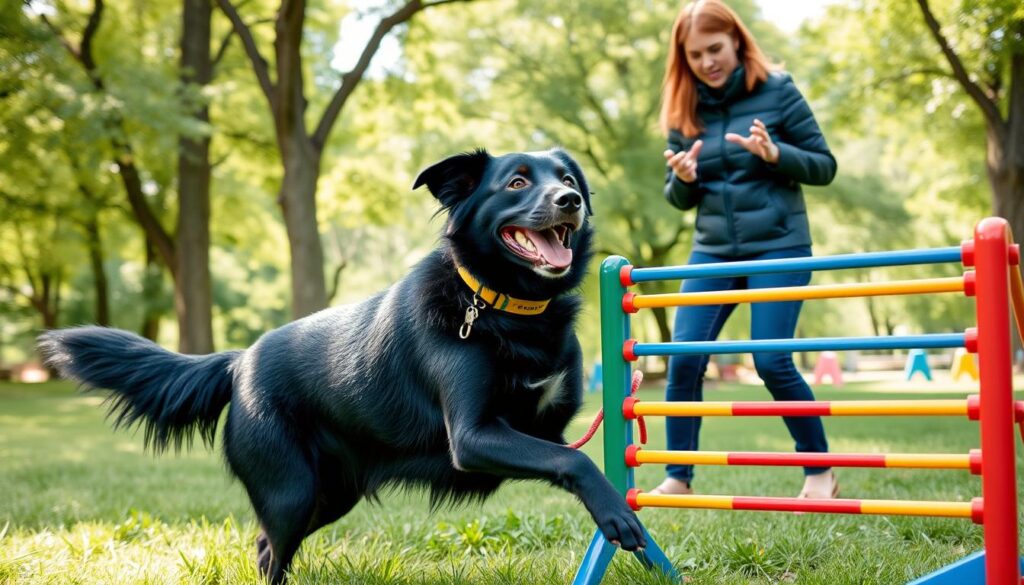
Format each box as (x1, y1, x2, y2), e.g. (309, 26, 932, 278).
(507, 177, 528, 190)
(562, 176, 577, 188)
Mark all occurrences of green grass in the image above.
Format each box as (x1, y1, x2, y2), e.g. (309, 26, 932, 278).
(0, 379, 1020, 584)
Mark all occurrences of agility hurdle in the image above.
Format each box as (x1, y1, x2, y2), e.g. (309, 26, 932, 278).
(572, 217, 1023, 585)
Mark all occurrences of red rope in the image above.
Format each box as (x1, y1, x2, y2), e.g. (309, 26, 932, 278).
(568, 370, 646, 449)
(567, 409, 604, 450)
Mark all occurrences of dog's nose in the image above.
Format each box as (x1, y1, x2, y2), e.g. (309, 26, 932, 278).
(553, 191, 582, 212)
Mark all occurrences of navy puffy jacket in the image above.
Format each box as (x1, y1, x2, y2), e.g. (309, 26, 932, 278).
(664, 66, 836, 256)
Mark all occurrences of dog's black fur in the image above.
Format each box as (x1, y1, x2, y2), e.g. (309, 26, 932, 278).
(39, 149, 646, 583)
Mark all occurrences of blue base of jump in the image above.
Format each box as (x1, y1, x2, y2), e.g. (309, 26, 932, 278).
(572, 524, 677, 585)
(907, 550, 1024, 584)
(574, 543, 1022, 584)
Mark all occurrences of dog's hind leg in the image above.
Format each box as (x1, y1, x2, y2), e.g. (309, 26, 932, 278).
(249, 483, 359, 585)
(226, 416, 321, 584)
(249, 466, 316, 584)
(251, 464, 361, 583)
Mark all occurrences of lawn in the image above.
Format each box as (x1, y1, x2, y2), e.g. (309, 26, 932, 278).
(0, 378, 1019, 584)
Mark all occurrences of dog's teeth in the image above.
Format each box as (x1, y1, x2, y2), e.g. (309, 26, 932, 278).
(515, 231, 536, 252)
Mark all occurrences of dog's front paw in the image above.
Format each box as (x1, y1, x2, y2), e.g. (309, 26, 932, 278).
(593, 499, 646, 551)
(570, 458, 647, 550)
(578, 479, 647, 551)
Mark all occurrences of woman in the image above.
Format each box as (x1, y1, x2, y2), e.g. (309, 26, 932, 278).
(654, 0, 838, 498)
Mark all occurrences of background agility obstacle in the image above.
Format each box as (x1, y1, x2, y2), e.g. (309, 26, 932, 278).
(573, 217, 1024, 585)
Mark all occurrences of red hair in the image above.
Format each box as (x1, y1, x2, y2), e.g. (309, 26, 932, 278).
(659, 0, 779, 137)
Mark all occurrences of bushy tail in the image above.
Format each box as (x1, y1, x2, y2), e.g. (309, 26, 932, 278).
(38, 326, 242, 452)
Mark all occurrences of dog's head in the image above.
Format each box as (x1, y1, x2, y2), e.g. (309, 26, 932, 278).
(414, 148, 594, 298)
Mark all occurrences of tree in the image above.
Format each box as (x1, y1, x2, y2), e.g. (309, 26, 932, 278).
(64, 145, 116, 327)
(29, 0, 252, 349)
(0, 130, 80, 332)
(177, 0, 215, 353)
(800, 0, 1021, 357)
(912, 0, 1023, 241)
(0, 11, 108, 333)
(216, 0, 475, 319)
(34, 0, 186, 341)
(804, 0, 1021, 252)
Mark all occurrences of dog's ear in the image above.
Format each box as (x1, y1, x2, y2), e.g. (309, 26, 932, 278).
(551, 149, 594, 216)
(413, 149, 492, 209)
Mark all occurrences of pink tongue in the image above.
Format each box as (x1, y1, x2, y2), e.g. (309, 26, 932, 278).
(525, 228, 573, 269)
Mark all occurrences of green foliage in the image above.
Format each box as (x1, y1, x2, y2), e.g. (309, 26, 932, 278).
(0, 0, 1012, 362)
(424, 511, 581, 558)
(790, 0, 1017, 341)
(798, 0, 1001, 220)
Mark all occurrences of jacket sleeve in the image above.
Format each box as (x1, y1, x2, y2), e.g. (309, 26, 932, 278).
(772, 78, 838, 186)
(664, 131, 702, 210)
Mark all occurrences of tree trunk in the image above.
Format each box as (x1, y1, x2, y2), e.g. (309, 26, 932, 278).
(272, 0, 328, 321)
(279, 144, 327, 320)
(141, 240, 163, 341)
(986, 121, 1024, 369)
(176, 0, 215, 354)
(985, 43, 1022, 366)
(37, 273, 61, 331)
(985, 135, 1023, 250)
(216, 0, 472, 320)
(84, 214, 110, 326)
(865, 295, 881, 338)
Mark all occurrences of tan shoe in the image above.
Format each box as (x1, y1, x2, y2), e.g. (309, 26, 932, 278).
(798, 470, 839, 499)
(649, 477, 694, 495)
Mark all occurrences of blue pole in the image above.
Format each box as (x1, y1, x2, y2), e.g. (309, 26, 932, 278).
(632, 334, 966, 356)
(629, 247, 962, 283)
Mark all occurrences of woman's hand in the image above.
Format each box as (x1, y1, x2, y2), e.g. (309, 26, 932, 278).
(664, 139, 703, 183)
(725, 118, 779, 164)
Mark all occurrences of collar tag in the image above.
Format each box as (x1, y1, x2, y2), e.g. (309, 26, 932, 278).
(459, 294, 486, 339)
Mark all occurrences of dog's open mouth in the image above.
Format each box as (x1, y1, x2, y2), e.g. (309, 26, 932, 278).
(501, 224, 575, 271)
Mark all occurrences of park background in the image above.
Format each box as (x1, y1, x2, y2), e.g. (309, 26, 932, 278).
(1, 0, 1023, 583)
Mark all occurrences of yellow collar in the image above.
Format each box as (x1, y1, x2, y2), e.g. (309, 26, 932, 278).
(455, 264, 550, 316)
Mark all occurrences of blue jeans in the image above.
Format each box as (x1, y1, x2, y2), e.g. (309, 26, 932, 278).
(664, 246, 830, 483)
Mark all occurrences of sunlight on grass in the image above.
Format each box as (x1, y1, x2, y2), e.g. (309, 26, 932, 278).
(2, 380, 1021, 584)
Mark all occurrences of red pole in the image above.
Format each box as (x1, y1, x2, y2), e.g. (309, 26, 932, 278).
(972, 217, 1020, 584)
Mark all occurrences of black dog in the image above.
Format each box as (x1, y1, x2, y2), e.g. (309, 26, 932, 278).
(39, 148, 646, 583)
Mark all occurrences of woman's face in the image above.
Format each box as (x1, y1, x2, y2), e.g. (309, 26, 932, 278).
(683, 29, 740, 88)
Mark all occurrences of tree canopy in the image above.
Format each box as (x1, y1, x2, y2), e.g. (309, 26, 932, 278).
(0, 0, 1007, 370)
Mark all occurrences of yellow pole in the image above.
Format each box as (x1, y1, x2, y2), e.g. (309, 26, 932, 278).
(633, 493, 734, 510)
(829, 400, 969, 416)
(631, 277, 964, 309)
(635, 493, 975, 519)
(630, 400, 969, 417)
(859, 500, 975, 518)
(884, 454, 971, 469)
(631, 449, 970, 470)
(633, 450, 731, 466)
